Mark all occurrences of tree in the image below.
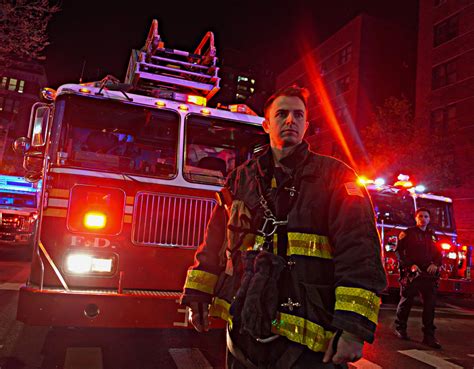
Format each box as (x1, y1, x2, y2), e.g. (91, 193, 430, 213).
(361, 96, 456, 190)
(0, 0, 60, 64)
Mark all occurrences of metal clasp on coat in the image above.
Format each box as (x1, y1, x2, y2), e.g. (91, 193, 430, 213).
(257, 216, 288, 237)
(255, 334, 280, 343)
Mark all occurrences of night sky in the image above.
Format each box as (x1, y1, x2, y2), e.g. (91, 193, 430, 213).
(44, 0, 418, 88)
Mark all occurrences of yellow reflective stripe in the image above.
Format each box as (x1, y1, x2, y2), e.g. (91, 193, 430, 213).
(252, 232, 332, 259)
(272, 312, 333, 352)
(335, 286, 381, 324)
(49, 188, 69, 198)
(209, 297, 233, 329)
(253, 234, 277, 253)
(184, 270, 218, 294)
(287, 232, 333, 259)
(43, 208, 67, 218)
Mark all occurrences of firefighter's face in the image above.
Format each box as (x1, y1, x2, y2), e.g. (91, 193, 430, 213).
(263, 96, 308, 149)
(415, 211, 430, 227)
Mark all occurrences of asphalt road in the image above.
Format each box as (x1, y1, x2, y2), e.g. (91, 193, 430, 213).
(1, 258, 474, 369)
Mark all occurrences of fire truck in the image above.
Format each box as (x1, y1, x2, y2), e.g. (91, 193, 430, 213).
(361, 175, 473, 295)
(14, 20, 268, 328)
(0, 174, 40, 249)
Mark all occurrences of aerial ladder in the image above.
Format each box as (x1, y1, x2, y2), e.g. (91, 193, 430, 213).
(125, 19, 220, 100)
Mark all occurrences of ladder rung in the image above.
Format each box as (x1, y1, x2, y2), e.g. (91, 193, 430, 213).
(135, 71, 217, 92)
(150, 55, 210, 70)
(139, 61, 214, 79)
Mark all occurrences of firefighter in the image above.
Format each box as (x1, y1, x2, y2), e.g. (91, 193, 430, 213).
(181, 85, 387, 368)
(394, 207, 442, 349)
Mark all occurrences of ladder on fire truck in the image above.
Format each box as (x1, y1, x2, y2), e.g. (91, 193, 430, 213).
(125, 19, 220, 100)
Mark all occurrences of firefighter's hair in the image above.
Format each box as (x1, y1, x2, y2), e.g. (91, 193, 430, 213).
(263, 85, 309, 119)
(415, 207, 431, 216)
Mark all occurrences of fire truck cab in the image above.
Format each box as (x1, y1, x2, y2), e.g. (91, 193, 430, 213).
(362, 176, 473, 295)
(14, 20, 268, 328)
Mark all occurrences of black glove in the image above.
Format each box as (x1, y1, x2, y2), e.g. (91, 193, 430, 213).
(260, 254, 286, 336)
(240, 251, 286, 338)
(230, 250, 258, 318)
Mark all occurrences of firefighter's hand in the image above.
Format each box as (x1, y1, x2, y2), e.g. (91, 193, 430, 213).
(427, 263, 438, 275)
(189, 302, 209, 333)
(323, 331, 363, 364)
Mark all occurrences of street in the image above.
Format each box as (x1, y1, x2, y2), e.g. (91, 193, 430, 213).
(1, 258, 474, 369)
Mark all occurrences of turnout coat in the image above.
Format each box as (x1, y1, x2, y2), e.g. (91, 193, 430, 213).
(181, 142, 387, 351)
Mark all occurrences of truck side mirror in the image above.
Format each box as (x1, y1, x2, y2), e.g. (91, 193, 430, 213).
(23, 151, 44, 180)
(24, 171, 43, 183)
(12, 137, 31, 155)
(28, 103, 50, 148)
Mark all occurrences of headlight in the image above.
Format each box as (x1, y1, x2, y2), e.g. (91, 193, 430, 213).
(65, 253, 114, 274)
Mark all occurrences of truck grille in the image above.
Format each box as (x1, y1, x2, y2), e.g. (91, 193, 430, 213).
(131, 192, 216, 248)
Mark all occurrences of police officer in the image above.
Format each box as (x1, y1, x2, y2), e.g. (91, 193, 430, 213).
(394, 207, 442, 349)
(181, 85, 387, 368)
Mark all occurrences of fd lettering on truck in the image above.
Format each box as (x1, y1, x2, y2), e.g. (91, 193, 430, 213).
(14, 19, 268, 328)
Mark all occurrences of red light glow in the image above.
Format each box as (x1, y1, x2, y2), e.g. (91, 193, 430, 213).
(300, 40, 357, 169)
(441, 243, 451, 251)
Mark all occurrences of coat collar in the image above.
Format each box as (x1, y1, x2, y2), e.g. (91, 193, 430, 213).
(255, 141, 311, 177)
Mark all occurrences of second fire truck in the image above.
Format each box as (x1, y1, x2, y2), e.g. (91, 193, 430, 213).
(362, 176, 473, 295)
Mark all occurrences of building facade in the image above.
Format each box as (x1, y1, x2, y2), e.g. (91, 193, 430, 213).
(415, 0, 474, 243)
(0, 60, 47, 174)
(276, 14, 416, 171)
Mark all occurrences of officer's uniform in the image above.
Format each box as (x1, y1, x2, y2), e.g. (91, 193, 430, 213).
(181, 142, 387, 368)
(395, 226, 442, 339)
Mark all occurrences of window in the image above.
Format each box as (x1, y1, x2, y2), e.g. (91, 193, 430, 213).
(432, 59, 456, 89)
(8, 78, 17, 91)
(430, 104, 456, 133)
(0, 77, 6, 89)
(434, 14, 459, 47)
(13, 100, 20, 114)
(237, 76, 249, 83)
(0, 96, 4, 111)
(4, 98, 14, 112)
(184, 115, 267, 186)
(18, 80, 25, 93)
(235, 93, 246, 100)
(335, 76, 350, 95)
(320, 61, 328, 76)
(58, 94, 180, 179)
(338, 44, 352, 65)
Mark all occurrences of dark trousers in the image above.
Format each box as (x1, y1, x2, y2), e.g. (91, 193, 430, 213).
(395, 276, 438, 337)
(226, 327, 347, 369)
(226, 350, 347, 369)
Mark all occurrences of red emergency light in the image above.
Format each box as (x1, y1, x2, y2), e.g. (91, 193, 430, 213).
(441, 243, 452, 251)
(67, 185, 125, 235)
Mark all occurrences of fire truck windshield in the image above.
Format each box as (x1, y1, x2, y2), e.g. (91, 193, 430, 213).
(184, 114, 268, 185)
(416, 197, 455, 233)
(0, 192, 37, 208)
(57, 95, 179, 178)
(368, 189, 415, 227)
